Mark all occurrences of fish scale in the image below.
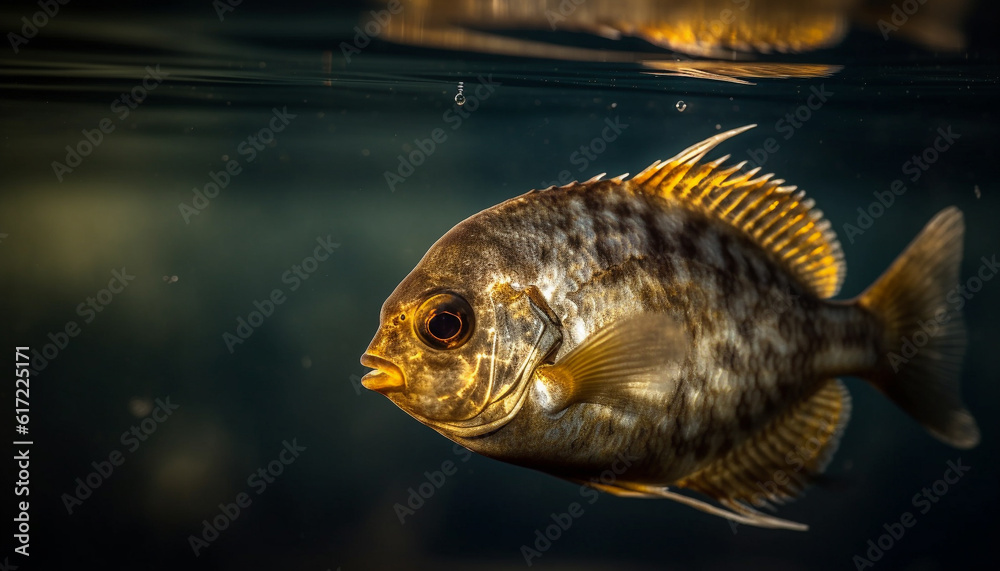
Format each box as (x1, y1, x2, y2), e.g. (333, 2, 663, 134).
(453, 181, 846, 480)
(515, 183, 833, 456)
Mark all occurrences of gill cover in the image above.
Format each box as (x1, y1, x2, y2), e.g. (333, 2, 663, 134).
(426, 282, 562, 437)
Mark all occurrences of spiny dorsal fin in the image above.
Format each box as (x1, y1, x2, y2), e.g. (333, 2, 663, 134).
(629, 125, 845, 299)
(533, 172, 630, 193)
(675, 379, 851, 512)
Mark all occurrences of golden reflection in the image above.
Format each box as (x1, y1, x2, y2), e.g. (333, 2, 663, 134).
(371, 0, 972, 82)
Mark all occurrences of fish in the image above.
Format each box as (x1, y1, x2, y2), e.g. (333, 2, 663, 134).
(360, 124, 980, 530)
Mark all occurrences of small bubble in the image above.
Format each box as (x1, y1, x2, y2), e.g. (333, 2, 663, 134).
(974, 185, 981, 198)
(454, 93, 466, 106)
(675, 100, 687, 112)
(162, 275, 178, 283)
(129, 397, 153, 417)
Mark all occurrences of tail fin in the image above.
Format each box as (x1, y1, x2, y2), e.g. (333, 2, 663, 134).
(857, 207, 980, 449)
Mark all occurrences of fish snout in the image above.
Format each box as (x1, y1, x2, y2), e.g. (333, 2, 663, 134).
(360, 353, 405, 393)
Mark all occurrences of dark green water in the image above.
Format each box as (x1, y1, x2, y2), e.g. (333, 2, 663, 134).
(1, 1, 998, 569)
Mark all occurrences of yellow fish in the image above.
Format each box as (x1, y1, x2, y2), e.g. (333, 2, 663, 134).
(361, 125, 979, 530)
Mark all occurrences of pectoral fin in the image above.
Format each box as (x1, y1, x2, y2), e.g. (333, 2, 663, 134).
(533, 314, 686, 413)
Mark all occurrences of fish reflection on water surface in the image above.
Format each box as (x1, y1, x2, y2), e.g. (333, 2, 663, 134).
(369, 0, 971, 83)
(361, 125, 979, 530)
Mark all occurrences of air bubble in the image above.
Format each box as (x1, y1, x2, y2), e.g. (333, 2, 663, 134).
(675, 100, 687, 112)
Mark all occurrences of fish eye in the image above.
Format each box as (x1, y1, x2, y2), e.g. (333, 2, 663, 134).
(415, 293, 474, 350)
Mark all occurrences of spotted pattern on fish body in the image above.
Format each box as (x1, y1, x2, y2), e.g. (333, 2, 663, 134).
(362, 125, 979, 530)
(464, 179, 870, 479)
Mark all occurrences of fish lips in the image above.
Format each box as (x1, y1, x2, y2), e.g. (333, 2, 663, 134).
(360, 353, 405, 393)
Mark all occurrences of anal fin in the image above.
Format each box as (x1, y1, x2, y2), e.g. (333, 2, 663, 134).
(675, 379, 851, 516)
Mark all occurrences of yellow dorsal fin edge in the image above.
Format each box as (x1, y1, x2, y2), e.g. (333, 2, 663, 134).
(628, 125, 845, 299)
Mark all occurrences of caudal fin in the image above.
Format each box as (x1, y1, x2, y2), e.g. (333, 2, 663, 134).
(857, 207, 979, 449)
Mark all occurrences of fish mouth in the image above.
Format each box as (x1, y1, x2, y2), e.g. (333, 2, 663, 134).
(360, 353, 405, 393)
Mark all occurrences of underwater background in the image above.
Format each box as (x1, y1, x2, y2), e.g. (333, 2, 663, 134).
(1, 0, 998, 569)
